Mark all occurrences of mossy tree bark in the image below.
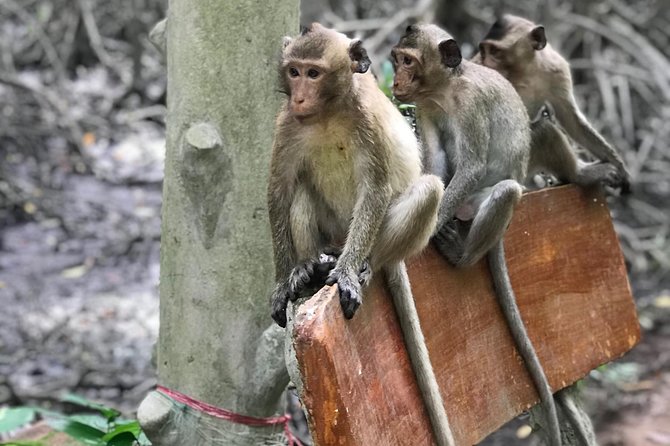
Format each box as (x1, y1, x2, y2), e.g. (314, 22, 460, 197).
(137, 1, 299, 445)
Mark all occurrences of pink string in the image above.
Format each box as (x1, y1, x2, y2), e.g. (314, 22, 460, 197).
(157, 385, 303, 446)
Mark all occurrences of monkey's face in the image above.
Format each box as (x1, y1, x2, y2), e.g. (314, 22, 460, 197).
(390, 47, 423, 102)
(391, 24, 462, 102)
(280, 23, 371, 123)
(478, 15, 547, 76)
(283, 61, 329, 122)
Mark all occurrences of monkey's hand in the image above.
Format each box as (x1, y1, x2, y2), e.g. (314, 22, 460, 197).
(287, 259, 318, 301)
(271, 281, 292, 328)
(325, 267, 362, 319)
(320, 247, 372, 287)
(285, 253, 339, 302)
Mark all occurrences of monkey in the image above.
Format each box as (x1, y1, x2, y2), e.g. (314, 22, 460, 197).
(268, 23, 456, 446)
(391, 24, 562, 446)
(473, 14, 631, 193)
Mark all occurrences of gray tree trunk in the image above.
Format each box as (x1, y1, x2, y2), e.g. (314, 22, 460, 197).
(137, 1, 299, 445)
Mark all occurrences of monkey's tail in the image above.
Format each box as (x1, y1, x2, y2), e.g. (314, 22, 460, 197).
(385, 262, 456, 446)
(488, 240, 562, 446)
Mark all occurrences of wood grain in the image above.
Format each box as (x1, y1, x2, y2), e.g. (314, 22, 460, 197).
(293, 185, 640, 446)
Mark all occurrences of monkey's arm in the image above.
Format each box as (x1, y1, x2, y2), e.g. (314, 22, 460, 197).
(338, 155, 392, 272)
(268, 139, 303, 327)
(326, 147, 392, 318)
(553, 94, 630, 188)
(267, 150, 298, 282)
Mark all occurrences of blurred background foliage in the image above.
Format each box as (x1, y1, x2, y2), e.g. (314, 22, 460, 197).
(0, 0, 669, 445)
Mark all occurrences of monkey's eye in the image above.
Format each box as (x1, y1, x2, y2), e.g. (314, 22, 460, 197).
(307, 68, 320, 79)
(488, 46, 500, 56)
(403, 56, 412, 65)
(288, 67, 299, 77)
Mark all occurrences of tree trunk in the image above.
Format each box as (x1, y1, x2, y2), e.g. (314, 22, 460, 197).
(137, 1, 299, 445)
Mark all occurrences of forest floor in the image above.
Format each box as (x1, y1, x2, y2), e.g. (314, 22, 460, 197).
(1, 153, 669, 445)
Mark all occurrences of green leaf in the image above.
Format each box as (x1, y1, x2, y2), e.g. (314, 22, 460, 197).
(67, 415, 109, 432)
(47, 419, 105, 446)
(105, 432, 136, 446)
(0, 407, 36, 434)
(101, 421, 141, 442)
(61, 395, 120, 421)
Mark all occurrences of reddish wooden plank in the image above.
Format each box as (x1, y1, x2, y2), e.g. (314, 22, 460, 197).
(293, 185, 640, 446)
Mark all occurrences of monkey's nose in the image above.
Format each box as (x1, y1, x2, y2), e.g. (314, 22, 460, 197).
(296, 98, 305, 104)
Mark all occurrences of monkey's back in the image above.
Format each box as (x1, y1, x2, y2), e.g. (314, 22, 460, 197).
(463, 61, 531, 185)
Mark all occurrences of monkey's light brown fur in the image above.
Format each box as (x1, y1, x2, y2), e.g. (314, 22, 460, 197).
(293, 185, 639, 446)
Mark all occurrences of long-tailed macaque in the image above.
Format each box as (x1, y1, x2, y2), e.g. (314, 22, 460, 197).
(392, 24, 561, 446)
(268, 23, 455, 446)
(474, 14, 630, 193)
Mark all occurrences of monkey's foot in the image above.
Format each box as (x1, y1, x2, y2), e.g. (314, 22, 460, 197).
(578, 162, 630, 192)
(325, 268, 362, 319)
(433, 221, 465, 266)
(287, 259, 320, 300)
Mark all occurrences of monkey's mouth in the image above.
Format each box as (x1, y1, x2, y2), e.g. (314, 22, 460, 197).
(393, 90, 413, 102)
(294, 113, 318, 124)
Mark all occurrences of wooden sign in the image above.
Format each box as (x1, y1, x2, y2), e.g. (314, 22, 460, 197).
(293, 185, 640, 445)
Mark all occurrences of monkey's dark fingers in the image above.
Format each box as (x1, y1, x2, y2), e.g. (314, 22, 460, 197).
(313, 260, 337, 283)
(270, 287, 290, 328)
(339, 286, 362, 319)
(600, 165, 632, 194)
(287, 259, 318, 300)
(325, 272, 337, 286)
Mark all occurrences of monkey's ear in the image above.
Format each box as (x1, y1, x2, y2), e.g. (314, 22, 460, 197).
(530, 26, 547, 50)
(349, 39, 371, 74)
(300, 23, 315, 36)
(282, 36, 293, 49)
(438, 39, 462, 68)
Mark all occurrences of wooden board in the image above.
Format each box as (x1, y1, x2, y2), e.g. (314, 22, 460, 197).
(292, 185, 640, 446)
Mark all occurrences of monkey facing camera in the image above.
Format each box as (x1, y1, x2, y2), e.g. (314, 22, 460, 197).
(267, 23, 456, 445)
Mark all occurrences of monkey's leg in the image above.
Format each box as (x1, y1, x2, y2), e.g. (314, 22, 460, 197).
(454, 179, 523, 268)
(529, 122, 578, 188)
(531, 123, 623, 189)
(385, 262, 455, 446)
(489, 240, 562, 446)
(371, 174, 444, 267)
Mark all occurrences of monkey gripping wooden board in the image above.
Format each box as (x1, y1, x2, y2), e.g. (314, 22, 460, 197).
(292, 185, 640, 446)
